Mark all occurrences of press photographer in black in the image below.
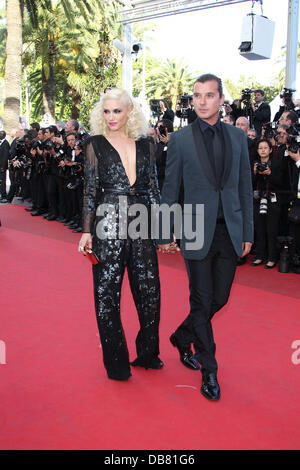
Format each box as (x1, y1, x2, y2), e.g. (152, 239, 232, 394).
(63, 137, 84, 232)
(175, 93, 197, 125)
(274, 88, 299, 122)
(285, 128, 300, 272)
(159, 99, 175, 123)
(235, 89, 270, 137)
(41, 125, 66, 221)
(251, 138, 287, 269)
(0, 131, 10, 203)
(154, 118, 174, 192)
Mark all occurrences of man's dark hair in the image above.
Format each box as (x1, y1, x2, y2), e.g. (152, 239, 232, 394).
(0, 130, 6, 139)
(70, 119, 79, 131)
(286, 110, 298, 124)
(256, 138, 272, 151)
(254, 89, 265, 97)
(66, 132, 77, 138)
(194, 73, 223, 97)
(277, 124, 289, 131)
(157, 118, 174, 133)
(27, 129, 38, 140)
(30, 122, 40, 131)
(44, 125, 57, 135)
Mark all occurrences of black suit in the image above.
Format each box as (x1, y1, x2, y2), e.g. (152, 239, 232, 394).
(0, 140, 10, 198)
(253, 102, 271, 137)
(159, 118, 253, 374)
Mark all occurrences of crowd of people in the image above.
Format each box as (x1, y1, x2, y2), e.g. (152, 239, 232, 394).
(152, 88, 300, 273)
(0, 88, 300, 271)
(0, 120, 87, 233)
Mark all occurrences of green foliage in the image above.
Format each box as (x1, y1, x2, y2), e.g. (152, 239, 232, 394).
(147, 58, 196, 108)
(224, 75, 281, 103)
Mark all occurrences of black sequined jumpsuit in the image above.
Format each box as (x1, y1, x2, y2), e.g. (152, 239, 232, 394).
(82, 135, 161, 380)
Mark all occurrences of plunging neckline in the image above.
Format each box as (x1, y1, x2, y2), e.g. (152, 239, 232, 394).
(104, 136, 137, 187)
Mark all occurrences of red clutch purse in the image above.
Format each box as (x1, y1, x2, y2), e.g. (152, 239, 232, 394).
(84, 248, 99, 265)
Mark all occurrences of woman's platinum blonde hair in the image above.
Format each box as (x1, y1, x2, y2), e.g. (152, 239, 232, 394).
(89, 88, 149, 140)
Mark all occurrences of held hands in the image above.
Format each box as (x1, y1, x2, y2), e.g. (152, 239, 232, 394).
(158, 236, 180, 254)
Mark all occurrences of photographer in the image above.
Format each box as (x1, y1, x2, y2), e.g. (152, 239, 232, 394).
(159, 100, 175, 123)
(237, 89, 270, 137)
(154, 119, 174, 192)
(274, 88, 297, 122)
(7, 136, 33, 203)
(251, 138, 286, 269)
(62, 132, 80, 228)
(285, 133, 300, 272)
(176, 94, 197, 125)
(43, 126, 66, 221)
(279, 110, 298, 128)
(235, 116, 257, 166)
(251, 89, 271, 137)
(0, 131, 10, 203)
(64, 139, 84, 232)
(30, 128, 49, 216)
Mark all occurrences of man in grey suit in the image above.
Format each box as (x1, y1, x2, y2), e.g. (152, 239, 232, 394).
(158, 74, 253, 400)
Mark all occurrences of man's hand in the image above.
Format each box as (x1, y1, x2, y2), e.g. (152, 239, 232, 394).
(288, 149, 300, 163)
(242, 242, 252, 257)
(158, 240, 180, 254)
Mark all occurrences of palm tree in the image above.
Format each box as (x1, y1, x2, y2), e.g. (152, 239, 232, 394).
(23, 0, 119, 122)
(147, 59, 196, 109)
(3, 0, 116, 131)
(3, 0, 22, 135)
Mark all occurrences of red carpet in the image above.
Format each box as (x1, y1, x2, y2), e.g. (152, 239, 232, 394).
(0, 204, 300, 450)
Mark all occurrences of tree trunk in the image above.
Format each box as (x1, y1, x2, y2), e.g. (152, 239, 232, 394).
(3, 0, 22, 137)
(42, 38, 56, 121)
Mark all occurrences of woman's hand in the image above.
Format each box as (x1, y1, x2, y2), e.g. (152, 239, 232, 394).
(260, 167, 271, 176)
(78, 233, 92, 256)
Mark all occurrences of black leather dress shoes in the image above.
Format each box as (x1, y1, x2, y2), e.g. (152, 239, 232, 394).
(169, 333, 200, 370)
(200, 372, 220, 401)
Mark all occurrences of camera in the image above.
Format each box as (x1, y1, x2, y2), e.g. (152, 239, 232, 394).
(74, 140, 84, 151)
(241, 88, 254, 103)
(15, 139, 27, 156)
(286, 123, 300, 153)
(180, 93, 192, 108)
(31, 140, 42, 150)
(277, 236, 294, 273)
(150, 99, 161, 117)
(262, 121, 278, 139)
(158, 125, 166, 137)
(44, 139, 55, 151)
(259, 197, 268, 215)
(256, 162, 269, 173)
(280, 87, 296, 111)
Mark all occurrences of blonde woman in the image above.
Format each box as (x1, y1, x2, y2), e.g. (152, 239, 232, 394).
(79, 88, 163, 381)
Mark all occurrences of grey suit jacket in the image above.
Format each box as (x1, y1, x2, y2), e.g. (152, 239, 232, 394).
(159, 120, 254, 260)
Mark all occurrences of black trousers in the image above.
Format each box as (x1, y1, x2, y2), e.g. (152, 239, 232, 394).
(0, 169, 7, 198)
(92, 236, 161, 381)
(175, 222, 237, 374)
(254, 200, 281, 262)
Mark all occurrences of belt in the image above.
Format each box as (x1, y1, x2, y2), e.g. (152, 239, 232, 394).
(101, 187, 148, 196)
